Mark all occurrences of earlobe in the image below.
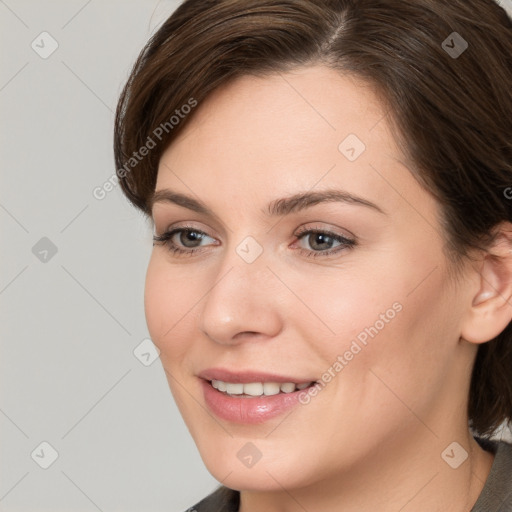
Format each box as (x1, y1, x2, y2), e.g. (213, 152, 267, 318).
(461, 225, 512, 344)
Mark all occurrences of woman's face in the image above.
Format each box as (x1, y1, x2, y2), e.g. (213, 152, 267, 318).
(145, 65, 477, 490)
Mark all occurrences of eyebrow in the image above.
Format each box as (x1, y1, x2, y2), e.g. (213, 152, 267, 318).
(149, 188, 386, 217)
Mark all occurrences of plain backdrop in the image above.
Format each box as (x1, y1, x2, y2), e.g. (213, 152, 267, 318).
(0, 1, 218, 511)
(1, 1, 512, 512)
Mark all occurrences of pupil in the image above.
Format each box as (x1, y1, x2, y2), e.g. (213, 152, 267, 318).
(311, 233, 332, 250)
(182, 231, 202, 247)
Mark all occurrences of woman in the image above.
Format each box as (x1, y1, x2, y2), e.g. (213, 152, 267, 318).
(113, 0, 512, 510)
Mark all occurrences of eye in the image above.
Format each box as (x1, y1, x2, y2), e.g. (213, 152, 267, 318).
(152, 225, 217, 256)
(152, 224, 356, 259)
(293, 227, 356, 258)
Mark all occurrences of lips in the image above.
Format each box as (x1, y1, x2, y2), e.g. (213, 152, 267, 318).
(201, 379, 315, 423)
(197, 368, 316, 385)
(197, 368, 319, 423)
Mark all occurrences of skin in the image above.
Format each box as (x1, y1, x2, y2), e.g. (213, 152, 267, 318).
(145, 65, 512, 511)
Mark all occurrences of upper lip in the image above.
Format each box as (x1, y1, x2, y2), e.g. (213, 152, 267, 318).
(197, 368, 317, 384)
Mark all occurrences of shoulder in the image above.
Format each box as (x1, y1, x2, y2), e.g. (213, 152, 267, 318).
(184, 485, 240, 512)
(472, 437, 512, 512)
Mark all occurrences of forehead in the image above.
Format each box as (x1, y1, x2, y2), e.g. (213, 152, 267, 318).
(154, 65, 433, 226)
(163, 65, 388, 160)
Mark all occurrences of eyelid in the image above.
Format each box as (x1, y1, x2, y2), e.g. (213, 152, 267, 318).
(155, 220, 217, 238)
(151, 209, 228, 239)
(154, 224, 217, 244)
(294, 222, 356, 241)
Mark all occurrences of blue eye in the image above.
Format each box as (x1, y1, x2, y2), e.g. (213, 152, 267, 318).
(152, 225, 356, 258)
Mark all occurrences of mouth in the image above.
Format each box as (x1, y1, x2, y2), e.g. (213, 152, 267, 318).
(200, 376, 319, 423)
(207, 379, 317, 397)
(197, 368, 320, 423)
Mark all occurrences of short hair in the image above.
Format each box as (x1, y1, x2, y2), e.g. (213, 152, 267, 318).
(113, 0, 512, 437)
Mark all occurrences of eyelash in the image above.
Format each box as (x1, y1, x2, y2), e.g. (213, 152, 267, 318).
(152, 224, 356, 259)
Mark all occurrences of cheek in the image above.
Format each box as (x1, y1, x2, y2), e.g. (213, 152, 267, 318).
(286, 263, 406, 360)
(335, 270, 457, 420)
(143, 254, 201, 360)
(144, 257, 169, 344)
(289, 254, 455, 402)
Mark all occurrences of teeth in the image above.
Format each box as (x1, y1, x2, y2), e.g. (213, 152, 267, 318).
(263, 382, 280, 396)
(280, 382, 296, 393)
(225, 383, 243, 394)
(244, 382, 263, 396)
(211, 379, 313, 396)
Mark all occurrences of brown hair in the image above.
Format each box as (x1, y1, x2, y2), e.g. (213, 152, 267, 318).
(113, 0, 512, 437)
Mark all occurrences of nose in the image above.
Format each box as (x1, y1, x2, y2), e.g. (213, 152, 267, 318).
(198, 244, 283, 345)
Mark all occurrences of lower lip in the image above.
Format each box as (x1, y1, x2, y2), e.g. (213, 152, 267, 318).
(201, 379, 312, 424)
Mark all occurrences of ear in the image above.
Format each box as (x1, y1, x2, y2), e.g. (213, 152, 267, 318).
(461, 222, 512, 344)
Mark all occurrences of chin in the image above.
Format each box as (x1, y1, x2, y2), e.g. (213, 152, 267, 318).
(196, 439, 315, 491)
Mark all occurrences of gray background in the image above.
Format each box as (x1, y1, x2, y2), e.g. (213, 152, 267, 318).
(1, 1, 218, 511)
(1, 1, 512, 511)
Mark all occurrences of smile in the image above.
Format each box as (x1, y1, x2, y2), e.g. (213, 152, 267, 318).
(201, 377, 318, 424)
(211, 379, 313, 396)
